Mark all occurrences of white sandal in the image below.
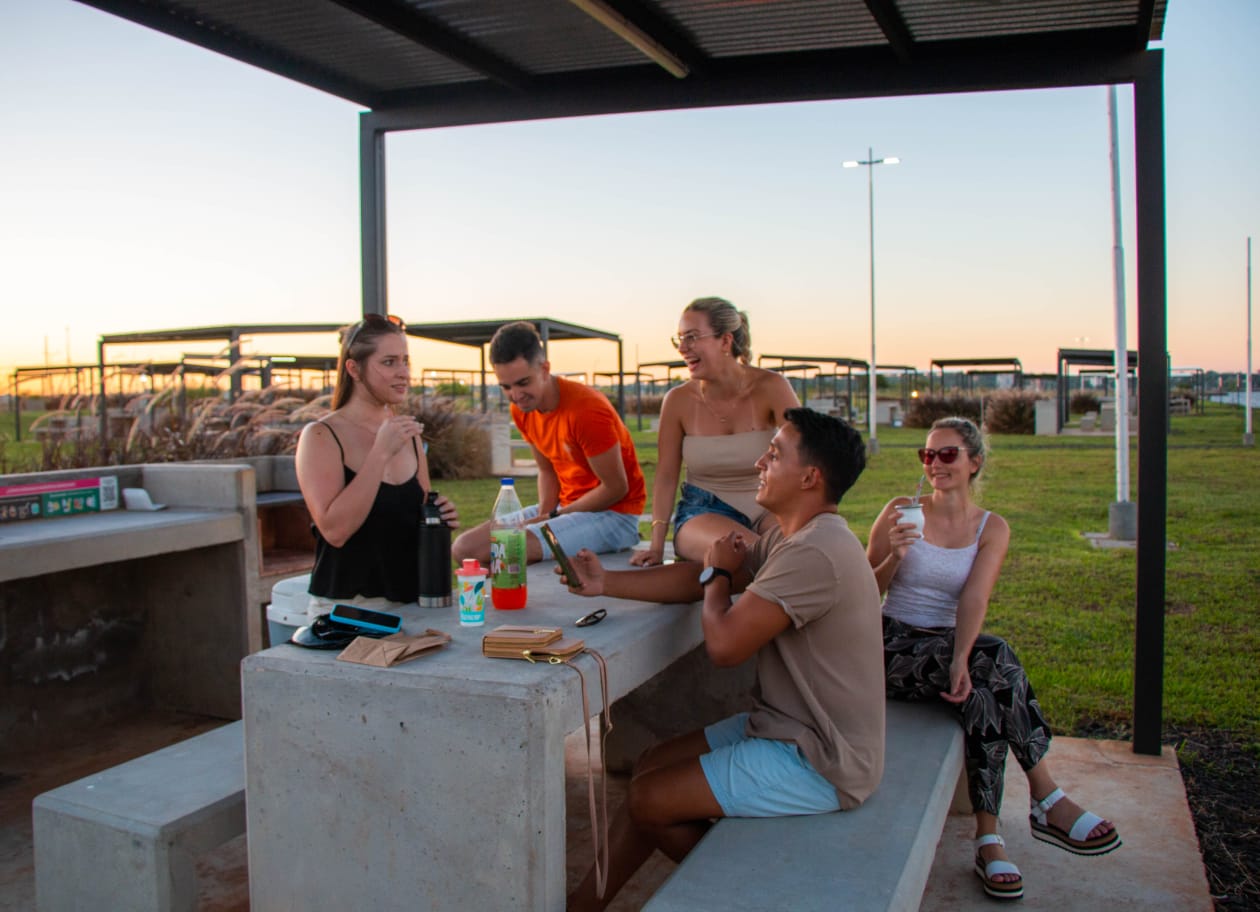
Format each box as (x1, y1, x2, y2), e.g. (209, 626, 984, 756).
(974, 833, 1024, 901)
(1029, 787, 1121, 856)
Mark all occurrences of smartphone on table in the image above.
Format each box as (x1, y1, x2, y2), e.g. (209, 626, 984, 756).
(539, 523, 582, 589)
(329, 603, 403, 635)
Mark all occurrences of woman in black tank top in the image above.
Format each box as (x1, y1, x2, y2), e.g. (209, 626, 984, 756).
(296, 314, 459, 604)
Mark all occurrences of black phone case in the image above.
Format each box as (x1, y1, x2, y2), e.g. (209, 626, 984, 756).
(539, 524, 581, 586)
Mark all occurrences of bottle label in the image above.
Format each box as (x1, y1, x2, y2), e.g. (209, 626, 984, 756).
(490, 529, 527, 588)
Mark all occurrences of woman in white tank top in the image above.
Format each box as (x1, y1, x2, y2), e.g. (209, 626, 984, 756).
(867, 417, 1120, 901)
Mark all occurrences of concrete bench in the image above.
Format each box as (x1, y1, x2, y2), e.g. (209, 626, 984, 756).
(1079, 410, 1098, 431)
(643, 701, 964, 912)
(32, 721, 245, 912)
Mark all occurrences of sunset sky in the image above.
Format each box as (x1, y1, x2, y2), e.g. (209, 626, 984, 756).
(2, 0, 1257, 391)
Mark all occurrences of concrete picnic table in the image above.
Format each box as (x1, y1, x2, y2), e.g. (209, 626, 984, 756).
(241, 550, 748, 911)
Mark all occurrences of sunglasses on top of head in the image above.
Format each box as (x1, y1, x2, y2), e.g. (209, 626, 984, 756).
(345, 313, 405, 348)
(918, 446, 969, 465)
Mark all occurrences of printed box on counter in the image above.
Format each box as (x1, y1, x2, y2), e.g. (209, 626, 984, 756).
(0, 476, 119, 523)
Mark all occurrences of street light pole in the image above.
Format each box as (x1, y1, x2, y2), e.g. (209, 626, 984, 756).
(1247, 236, 1254, 446)
(844, 148, 899, 455)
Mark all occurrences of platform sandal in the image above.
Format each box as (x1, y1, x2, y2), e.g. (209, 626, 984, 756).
(1029, 787, 1121, 856)
(974, 833, 1024, 901)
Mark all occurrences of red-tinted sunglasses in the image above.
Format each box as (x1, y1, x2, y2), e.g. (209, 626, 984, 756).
(918, 446, 969, 465)
(345, 313, 405, 348)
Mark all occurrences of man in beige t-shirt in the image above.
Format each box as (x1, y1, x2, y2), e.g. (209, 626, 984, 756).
(565, 408, 884, 912)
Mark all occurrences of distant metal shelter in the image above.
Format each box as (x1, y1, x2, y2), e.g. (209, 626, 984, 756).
(1169, 367, 1207, 415)
(758, 354, 869, 419)
(1056, 348, 1140, 429)
(635, 360, 689, 394)
(596, 369, 655, 431)
(405, 318, 624, 415)
(876, 364, 920, 414)
(74, 0, 1173, 754)
(929, 358, 1023, 395)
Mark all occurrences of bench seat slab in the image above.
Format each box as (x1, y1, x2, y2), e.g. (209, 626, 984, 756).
(32, 721, 245, 912)
(644, 701, 964, 912)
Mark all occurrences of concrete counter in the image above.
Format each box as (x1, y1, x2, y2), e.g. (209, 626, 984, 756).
(242, 552, 749, 911)
(1, 463, 259, 751)
(0, 508, 244, 581)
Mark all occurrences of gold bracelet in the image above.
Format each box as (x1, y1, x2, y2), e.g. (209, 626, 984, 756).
(651, 519, 669, 527)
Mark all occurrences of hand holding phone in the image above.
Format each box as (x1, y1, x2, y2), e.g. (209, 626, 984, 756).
(539, 523, 582, 589)
(329, 603, 403, 635)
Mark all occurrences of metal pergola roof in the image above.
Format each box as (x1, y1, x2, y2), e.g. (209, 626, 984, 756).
(74, 0, 1172, 754)
(75, 0, 1165, 119)
(405, 318, 625, 412)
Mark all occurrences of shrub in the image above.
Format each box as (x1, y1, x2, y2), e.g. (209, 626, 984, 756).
(1070, 391, 1100, 414)
(633, 393, 665, 417)
(906, 394, 981, 429)
(397, 396, 491, 480)
(983, 390, 1042, 435)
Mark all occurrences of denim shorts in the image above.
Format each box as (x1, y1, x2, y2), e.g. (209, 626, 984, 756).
(499, 504, 641, 559)
(673, 483, 753, 536)
(699, 713, 841, 818)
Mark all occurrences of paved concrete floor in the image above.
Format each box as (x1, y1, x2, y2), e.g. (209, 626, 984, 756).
(0, 714, 1214, 911)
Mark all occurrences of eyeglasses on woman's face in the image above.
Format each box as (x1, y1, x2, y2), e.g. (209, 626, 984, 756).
(670, 331, 720, 351)
(345, 313, 404, 348)
(918, 446, 969, 465)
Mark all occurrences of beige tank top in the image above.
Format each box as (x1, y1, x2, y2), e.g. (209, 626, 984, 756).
(682, 429, 775, 528)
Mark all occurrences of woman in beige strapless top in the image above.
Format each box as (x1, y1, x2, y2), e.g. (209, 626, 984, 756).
(631, 297, 800, 566)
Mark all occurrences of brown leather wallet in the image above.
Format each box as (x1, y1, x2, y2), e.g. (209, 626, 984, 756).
(482, 625, 584, 662)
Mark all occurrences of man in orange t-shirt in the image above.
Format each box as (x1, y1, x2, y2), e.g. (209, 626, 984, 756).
(451, 321, 646, 565)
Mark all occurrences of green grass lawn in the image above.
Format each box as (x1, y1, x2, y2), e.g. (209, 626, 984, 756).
(440, 403, 1260, 747)
(0, 407, 51, 471)
(5, 400, 1255, 744)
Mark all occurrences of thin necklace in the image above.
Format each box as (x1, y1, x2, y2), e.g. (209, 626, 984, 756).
(699, 381, 743, 424)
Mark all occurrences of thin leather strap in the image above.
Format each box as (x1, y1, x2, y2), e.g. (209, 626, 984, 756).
(564, 648, 612, 900)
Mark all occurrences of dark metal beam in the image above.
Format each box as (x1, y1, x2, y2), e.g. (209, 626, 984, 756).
(1134, 0, 1158, 51)
(73, 0, 384, 106)
(328, 0, 532, 91)
(862, 0, 916, 63)
(592, 0, 707, 74)
(360, 116, 388, 317)
(367, 39, 1154, 131)
(1132, 51, 1167, 756)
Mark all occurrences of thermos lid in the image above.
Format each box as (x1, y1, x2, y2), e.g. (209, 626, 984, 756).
(457, 558, 486, 576)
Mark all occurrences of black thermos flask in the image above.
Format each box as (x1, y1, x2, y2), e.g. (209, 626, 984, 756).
(417, 491, 453, 608)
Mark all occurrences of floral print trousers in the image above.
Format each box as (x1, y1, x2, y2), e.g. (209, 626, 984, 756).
(882, 615, 1052, 816)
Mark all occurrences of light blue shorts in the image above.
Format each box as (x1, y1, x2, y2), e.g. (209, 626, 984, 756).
(500, 504, 640, 559)
(699, 713, 842, 818)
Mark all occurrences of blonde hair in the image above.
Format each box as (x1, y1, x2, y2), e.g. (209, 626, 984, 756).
(931, 416, 987, 486)
(684, 297, 752, 365)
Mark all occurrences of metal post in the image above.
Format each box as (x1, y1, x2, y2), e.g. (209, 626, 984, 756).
(1132, 53, 1168, 757)
(360, 114, 388, 318)
(1108, 85, 1136, 539)
(866, 148, 878, 454)
(1246, 236, 1254, 446)
(844, 149, 898, 454)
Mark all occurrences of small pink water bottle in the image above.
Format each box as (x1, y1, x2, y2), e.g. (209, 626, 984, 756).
(456, 559, 487, 627)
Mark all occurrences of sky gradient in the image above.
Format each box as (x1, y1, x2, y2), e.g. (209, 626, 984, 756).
(2, 0, 1257, 390)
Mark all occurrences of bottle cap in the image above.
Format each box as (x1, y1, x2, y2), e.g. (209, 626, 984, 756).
(500, 478, 515, 485)
(457, 558, 485, 576)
